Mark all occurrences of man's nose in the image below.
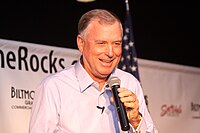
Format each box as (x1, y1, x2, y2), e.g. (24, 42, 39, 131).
(105, 44, 114, 57)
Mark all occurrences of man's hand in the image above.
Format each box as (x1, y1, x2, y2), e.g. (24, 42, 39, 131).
(117, 88, 141, 129)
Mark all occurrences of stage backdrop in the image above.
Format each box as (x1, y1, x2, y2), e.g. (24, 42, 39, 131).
(0, 39, 200, 133)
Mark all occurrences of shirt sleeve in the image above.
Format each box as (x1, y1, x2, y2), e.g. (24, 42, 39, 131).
(129, 77, 158, 133)
(29, 78, 61, 133)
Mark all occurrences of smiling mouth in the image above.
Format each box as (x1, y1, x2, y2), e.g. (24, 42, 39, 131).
(99, 59, 113, 63)
(99, 59, 114, 67)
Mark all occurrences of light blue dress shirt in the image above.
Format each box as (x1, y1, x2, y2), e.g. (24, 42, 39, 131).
(29, 60, 157, 133)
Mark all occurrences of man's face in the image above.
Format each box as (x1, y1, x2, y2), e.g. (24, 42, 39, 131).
(77, 19, 122, 81)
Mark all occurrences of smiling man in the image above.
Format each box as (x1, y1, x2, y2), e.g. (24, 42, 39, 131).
(77, 11, 123, 90)
(29, 9, 158, 133)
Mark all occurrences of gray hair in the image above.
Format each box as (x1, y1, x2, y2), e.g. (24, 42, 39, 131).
(78, 9, 122, 37)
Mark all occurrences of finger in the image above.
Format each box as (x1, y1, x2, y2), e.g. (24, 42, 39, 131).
(124, 99, 139, 109)
(120, 95, 135, 103)
(118, 88, 133, 98)
(119, 91, 137, 104)
(117, 87, 126, 92)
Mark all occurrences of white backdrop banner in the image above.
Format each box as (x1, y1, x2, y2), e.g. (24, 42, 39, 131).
(0, 39, 200, 133)
(138, 59, 200, 133)
(0, 39, 81, 133)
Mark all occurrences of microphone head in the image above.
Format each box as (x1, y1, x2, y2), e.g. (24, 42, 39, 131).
(108, 76, 121, 87)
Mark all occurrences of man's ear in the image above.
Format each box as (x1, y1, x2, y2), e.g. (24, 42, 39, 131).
(77, 34, 84, 53)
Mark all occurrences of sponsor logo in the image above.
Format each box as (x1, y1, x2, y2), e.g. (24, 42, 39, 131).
(0, 46, 65, 73)
(160, 104, 182, 117)
(191, 102, 200, 119)
(10, 86, 35, 110)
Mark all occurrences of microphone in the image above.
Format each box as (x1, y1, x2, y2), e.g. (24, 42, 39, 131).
(108, 76, 130, 131)
(96, 106, 105, 114)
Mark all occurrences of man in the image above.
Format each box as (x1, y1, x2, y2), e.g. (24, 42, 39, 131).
(29, 9, 157, 133)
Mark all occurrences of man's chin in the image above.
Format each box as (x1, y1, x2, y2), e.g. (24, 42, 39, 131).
(99, 71, 112, 78)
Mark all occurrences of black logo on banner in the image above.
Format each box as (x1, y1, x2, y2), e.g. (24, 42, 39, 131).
(0, 46, 66, 73)
(191, 102, 200, 119)
(10, 86, 35, 110)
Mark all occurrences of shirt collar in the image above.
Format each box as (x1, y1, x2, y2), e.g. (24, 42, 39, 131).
(74, 58, 118, 93)
(74, 59, 94, 93)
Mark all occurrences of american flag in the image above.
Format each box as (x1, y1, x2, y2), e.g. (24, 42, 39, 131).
(118, 4, 140, 81)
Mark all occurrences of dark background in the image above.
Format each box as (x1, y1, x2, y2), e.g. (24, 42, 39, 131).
(1, 0, 199, 68)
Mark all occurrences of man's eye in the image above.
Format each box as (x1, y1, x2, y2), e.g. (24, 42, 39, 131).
(97, 42, 105, 45)
(114, 42, 122, 45)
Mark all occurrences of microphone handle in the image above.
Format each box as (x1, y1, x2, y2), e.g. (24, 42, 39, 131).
(112, 85, 130, 131)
